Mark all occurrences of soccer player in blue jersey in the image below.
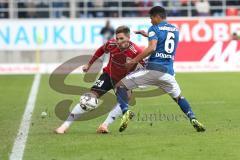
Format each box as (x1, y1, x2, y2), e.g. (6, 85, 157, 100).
(117, 6, 206, 132)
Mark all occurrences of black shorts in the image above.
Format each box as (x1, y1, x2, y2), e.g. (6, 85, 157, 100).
(91, 72, 117, 97)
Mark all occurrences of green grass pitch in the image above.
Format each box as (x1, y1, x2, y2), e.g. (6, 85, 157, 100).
(1, 73, 240, 160)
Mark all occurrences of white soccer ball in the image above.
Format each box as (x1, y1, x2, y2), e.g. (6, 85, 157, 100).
(80, 93, 99, 111)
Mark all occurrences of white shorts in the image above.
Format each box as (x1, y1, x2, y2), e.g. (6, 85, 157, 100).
(122, 68, 181, 98)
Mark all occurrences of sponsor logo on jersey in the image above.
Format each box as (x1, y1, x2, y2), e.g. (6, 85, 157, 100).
(155, 52, 173, 59)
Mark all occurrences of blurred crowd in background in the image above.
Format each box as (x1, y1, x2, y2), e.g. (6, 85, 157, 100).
(0, 0, 240, 19)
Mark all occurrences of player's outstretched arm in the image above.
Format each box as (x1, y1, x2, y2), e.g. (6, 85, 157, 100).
(83, 45, 106, 72)
(126, 39, 157, 70)
(134, 30, 148, 37)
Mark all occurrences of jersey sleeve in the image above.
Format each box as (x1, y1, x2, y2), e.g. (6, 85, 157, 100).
(135, 45, 145, 66)
(88, 39, 115, 65)
(88, 44, 105, 65)
(148, 26, 158, 41)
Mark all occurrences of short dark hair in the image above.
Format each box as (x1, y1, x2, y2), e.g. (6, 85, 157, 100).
(149, 6, 167, 19)
(115, 25, 130, 35)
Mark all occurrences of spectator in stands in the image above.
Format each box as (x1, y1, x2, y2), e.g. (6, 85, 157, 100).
(0, 0, 8, 18)
(26, 1, 37, 18)
(20, 0, 49, 18)
(152, 0, 163, 7)
(76, 1, 84, 17)
(52, 0, 69, 18)
(226, 7, 239, 16)
(195, 0, 210, 16)
(135, 0, 153, 17)
(180, 0, 188, 16)
(227, 0, 240, 6)
(18, 0, 27, 18)
(167, 0, 181, 17)
(88, 0, 105, 17)
(209, 0, 223, 16)
(86, 1, 94, 17)
(122, 0, 138, 17)
(100, 20, 115, 43)
(231, 32, 240, 41)
(104, 0, 118, 17)
(35, 1, 49, 18)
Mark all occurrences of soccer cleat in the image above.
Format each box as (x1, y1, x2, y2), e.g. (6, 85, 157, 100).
(190, 119, 206, 132)
(54, 125, 68, 134)
(119, 110, 135, 132)
(96, 124, 109, 134)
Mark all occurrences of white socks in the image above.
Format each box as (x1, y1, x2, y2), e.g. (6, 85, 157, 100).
(62, 103, 87, 128)
(103, 103, 122, 126)
(62, 102, 123, 129)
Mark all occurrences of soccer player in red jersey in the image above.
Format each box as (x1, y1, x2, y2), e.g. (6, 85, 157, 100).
(55, 26, 143, 134)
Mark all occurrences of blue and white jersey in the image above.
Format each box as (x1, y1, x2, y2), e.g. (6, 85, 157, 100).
(146, 21, 179, 75)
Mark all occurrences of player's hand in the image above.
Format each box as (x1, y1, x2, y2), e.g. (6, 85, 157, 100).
(82, 64, 91, 72)
(134, 30, 148, 37)
(125, 59, 137, 71)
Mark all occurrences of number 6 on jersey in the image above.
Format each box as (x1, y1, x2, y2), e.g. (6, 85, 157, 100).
(165, 32, 175, 54)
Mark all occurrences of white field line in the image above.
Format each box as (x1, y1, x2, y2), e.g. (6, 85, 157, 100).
(9, 74, 41, 160)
